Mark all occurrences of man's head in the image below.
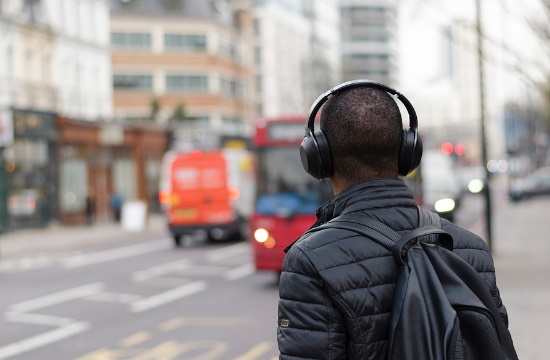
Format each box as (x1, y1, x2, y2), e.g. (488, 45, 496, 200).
(320, 86, 403, 186)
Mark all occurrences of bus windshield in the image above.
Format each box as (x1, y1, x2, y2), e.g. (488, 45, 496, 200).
(255, 147, 333, 216)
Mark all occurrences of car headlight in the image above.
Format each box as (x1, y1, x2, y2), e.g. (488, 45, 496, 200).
(468, 179, 484, 194)
(434, 198, 456, 213)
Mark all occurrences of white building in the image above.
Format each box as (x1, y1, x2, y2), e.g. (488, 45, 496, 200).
(398, 0, 549, 163)
(254, 0, 341, 118)
(0, 0, 112, 121)
(0, 0, 113, 230)
(340, 0, 399, 87)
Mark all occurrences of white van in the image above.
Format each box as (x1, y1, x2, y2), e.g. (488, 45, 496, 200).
(420, 150, 462, 221)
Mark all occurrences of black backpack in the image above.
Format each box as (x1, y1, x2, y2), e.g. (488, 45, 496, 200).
(307, 207, 518, 360)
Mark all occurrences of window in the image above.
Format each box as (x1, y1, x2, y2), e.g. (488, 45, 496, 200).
(221, 117, 244, 135)
(254, 19, 261, 36)
(254, 46, 262, 65)
(221, 78, 245, 100)
(166, 75, 208, 92)
(218, 40, 241, 63)
(60, 158, 87, 212)
(164, 34, 206, 51)
(113, 74, 153, 90)
(111, 32, 152, 49)
(255, 75, 262, 93)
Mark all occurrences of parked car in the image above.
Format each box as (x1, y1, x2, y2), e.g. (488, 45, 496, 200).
(509, 167, 550, 202)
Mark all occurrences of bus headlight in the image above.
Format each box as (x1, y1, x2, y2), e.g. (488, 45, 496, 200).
(434, 198, 456, 213)
(254, 228, 269, 243)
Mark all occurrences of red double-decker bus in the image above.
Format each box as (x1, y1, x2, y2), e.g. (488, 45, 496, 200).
(250, 116, 333, 273)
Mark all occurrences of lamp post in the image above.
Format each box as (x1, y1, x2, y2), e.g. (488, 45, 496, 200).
(476, 0, 493, 249)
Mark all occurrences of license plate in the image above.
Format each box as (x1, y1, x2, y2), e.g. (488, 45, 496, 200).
(174, 208, 197, 219)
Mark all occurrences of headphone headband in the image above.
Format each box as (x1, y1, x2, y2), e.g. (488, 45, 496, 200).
(306, 79, 418, 133)
(300, 79, 422, 179)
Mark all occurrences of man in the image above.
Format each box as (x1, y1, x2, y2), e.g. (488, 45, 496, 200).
(277, 81, 508, 359)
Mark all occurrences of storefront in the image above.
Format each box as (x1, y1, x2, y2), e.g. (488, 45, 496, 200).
(56, 117, 167, 225)
(6, 109, 58, 229)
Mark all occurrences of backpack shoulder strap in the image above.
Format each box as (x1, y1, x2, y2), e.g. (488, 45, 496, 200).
(303, 208, 453, 261)
(304, 212, 400, 251)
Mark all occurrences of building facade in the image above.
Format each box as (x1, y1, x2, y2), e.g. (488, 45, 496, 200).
(340, 0, 398, 86)
(0, 0, 165, 229)
(254, 0, 341, 118)
(110, 0, 255, 143)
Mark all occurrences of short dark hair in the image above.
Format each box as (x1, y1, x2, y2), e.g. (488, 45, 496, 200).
(320, 86, 403, 180)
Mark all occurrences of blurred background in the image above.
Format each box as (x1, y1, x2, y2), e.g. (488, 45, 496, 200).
(0, 0, 548, 359)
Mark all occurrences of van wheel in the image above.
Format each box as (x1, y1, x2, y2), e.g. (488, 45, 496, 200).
(173, 235, 182, 247)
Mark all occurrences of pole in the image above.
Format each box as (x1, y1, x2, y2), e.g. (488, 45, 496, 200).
(476, 0, 493, 249)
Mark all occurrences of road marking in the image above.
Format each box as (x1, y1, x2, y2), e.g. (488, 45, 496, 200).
(9, 282, 105, 313)
(158, 316, 256, 332)
(5, 312, 74, 327)
(207, 243, 249, 262)
(0, 322, 90, 360)
(62, 240, 172, 268)
(225, 263, 255, 281)
(130, 281, 206, 313)
(233, 341, 273, 360)
(74, 348, 143, 360)
(119, 331, 151, 348)
(132, 259, 191, 282)
(84, 292, 143, 304)
(0, 256, 55, 272)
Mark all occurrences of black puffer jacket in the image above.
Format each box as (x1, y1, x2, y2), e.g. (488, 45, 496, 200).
(277, 178, 507, 360)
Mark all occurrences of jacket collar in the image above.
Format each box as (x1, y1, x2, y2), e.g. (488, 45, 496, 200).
(284, 178, 415, 253)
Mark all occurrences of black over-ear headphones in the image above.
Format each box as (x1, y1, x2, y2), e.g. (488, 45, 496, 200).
(299, 79, 423, 179)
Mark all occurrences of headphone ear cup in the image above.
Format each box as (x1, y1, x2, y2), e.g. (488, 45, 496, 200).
(398, 128, 423, 176)
(300, 133, 322, 179)
(299, 130, 333, 180)
(314, 130, 333, 178)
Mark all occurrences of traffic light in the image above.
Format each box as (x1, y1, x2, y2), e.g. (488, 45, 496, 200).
(441, 142, 454, 155)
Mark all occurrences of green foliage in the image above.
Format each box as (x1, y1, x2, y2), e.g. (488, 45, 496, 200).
(150, 98, 160, 122)
(170, 103, 187, 123)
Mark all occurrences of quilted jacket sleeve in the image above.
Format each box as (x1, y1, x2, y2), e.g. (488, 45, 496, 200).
(277, 245, 348, 359)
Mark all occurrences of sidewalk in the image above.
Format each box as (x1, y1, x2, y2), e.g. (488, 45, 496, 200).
(492, 196, 550, 360)
(0, 214, 169, 257)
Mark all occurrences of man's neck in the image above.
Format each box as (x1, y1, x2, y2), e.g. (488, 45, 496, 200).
(329, 172, 398, 196)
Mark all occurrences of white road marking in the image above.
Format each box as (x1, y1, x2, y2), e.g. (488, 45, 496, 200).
(84, 292, 143, 304)
(62, 240, 172, 268)
(207, 243, 249, 262)
(5, 312, 74, 327)
(130, 281, 207, 313)
(9, 282, 105, 313)
(225, 263, 255, 281)
(0, 257, 55, 272)
(132, 259, 191, 282)
(0, 321, 90, 360)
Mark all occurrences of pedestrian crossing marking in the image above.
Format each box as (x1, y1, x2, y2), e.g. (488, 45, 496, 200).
(119, 331, 151, 348)
(158, 316, 256, 332)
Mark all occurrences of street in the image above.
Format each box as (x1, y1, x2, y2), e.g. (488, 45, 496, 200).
(0, 185, 548, 360)
(0, 227, 280, 359)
